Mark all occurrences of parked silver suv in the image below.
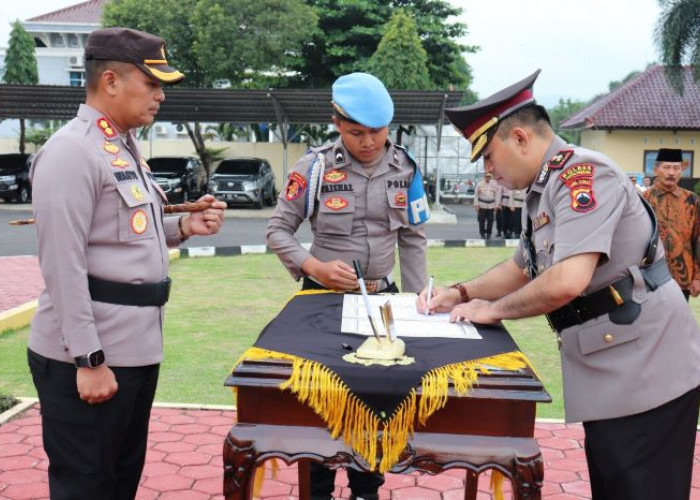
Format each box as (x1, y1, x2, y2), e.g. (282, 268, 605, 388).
(209, 158, 276, 209)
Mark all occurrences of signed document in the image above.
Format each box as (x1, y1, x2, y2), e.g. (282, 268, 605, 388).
(341, 293, 482, 340)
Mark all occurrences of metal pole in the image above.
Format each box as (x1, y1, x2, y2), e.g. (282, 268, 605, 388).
(435, 136, 441, 206)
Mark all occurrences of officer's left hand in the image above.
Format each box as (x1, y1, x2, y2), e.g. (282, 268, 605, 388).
(183, 194, 226, 236)
(691, 279, 700, 297)
(449, 299, 500, 324)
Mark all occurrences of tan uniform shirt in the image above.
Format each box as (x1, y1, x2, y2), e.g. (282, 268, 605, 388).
(29, 104, 181, 366)
(508, 189, 526, 209)
(497, 185, 511, 208)
(514, 136, 700, 422)
(266, 138, 427, 293)
(474, 179, 498, 209)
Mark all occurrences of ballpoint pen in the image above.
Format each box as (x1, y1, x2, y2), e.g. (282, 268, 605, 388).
(425, 275, 434, 316)
(353, 259, 381, 340)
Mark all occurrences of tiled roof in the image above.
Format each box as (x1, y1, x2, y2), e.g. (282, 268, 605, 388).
(560, 65, 700, 130)
(26, 0, 106, 24)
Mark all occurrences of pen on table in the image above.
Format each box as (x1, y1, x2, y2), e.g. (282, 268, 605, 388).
(353, 259, 381, 339)
(425, 275, 434, 316)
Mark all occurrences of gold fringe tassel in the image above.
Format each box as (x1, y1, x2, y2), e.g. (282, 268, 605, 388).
(490, 469, 505, 500)
(234, 346, 534, 483)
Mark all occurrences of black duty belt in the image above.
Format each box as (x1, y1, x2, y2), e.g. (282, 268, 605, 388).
(546, 258, 671, 332)
(88, 275, 171, 307)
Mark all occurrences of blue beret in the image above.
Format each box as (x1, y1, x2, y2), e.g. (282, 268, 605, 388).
(332, 72, 394, 128)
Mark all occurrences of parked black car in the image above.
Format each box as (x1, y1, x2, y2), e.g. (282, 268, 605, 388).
(209, 158, 276, 209)
(0, 153, 32, 204)
(146, 156, 207, 203)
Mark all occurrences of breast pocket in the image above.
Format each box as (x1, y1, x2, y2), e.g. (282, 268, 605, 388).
(386, 189, 409, 230)
(533, 231, 554, 274)
(316, 194, 356, 235)
(116, 182, 156, 242)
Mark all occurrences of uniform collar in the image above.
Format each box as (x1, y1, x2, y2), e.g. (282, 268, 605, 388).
(530, 135, 568, 194)
(332, 137, 399, 178)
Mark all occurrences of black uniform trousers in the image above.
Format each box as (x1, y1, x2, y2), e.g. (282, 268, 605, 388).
(301, 278, 390, 500)
(28, 349, 160, 500)
(508, 207, 522, 237)
(477, 207, 494, 238)
(583, 385, 700, 500)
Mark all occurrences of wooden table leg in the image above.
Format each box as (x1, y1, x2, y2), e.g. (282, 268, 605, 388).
(223, 431, 256, 500)
(512, 454, 544, 500)
(464, 469, 479, 500)
(298, 459, 311, 500)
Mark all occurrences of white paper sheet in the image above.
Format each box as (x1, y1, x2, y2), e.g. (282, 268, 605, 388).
(341, 294, 481, 340)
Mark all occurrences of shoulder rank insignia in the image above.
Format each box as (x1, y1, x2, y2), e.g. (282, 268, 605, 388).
(547, 149, 574, 170)
(111, 158, 130, 169)
(96, 117, 117, 139)
(323, 169, 347, 183)
(285, 172, 307, 201)
(334, 148, 346, 164)
(325, 196, 349, 210)
(103, 141, 120, 155)
(559, 163, 597, 213)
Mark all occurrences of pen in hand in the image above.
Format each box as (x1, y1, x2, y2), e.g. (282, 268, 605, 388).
(425, 275, 434, 316)
(353, 259, 381, 339)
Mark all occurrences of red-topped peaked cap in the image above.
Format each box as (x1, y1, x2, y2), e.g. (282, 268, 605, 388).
(445, 70, 541, 161)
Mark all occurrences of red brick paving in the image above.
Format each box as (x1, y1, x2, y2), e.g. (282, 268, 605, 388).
(2, 404, 700, 499)
(0, 257, 43, 313)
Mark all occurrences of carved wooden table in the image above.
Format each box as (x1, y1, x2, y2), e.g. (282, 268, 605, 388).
(223, 357, 551, 500)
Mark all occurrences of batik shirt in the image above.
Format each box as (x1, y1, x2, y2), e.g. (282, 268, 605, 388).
(643, 185, 700, 291)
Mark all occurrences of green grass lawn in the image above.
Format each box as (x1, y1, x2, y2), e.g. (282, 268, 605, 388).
(4, 248, 699, 420)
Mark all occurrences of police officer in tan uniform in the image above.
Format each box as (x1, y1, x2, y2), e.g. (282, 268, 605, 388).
(418, 70, 700, 500)
(267, 72, 429, 500)
(28, 28, 225, 500)
(474, 172, 497, 239)
(506, 188, 526, 237)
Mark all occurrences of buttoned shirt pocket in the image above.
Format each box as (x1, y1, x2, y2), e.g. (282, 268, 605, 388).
(386, 189, 409, 230)
(576, 321, 641, 355)
(317, 194, 356, 235)
(533, 231, 555, 274)
(116, 182, 156, 242)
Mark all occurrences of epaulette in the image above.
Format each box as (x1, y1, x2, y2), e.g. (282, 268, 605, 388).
(536, 149, 575, 187)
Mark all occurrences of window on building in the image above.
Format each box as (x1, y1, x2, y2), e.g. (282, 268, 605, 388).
(49, 33, 65, 47)
(69, 71, 85, 87)
(67, 34, 79, 48)
(644, 150, 694, 177)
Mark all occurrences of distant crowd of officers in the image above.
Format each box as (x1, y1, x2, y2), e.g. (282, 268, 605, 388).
(473, 173, 525, 239)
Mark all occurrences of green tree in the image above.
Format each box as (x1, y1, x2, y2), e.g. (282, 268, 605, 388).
(366, 10, 431, 89)
(291, 0, 477, 91)
(3, 20, 38, 154)
(103, 0, 315, 176)
(548, 98, 587, 145)
(655, 0, 700, 93)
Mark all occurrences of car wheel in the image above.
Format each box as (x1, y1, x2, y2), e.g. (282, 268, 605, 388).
(15, 184, 30, 204)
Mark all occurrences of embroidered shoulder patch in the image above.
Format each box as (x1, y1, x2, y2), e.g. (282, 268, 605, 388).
(285, 172, 307, 201)
(559, 163, 597, 213)
(547, 149, 574, 170)
(96, 117, 117, 139)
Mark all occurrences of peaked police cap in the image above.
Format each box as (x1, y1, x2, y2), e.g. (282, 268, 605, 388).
(445, 70, 541, 161)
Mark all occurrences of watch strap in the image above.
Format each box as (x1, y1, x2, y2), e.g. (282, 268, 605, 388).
(74, 350, 105, 368)
(449, 282, 469, 303)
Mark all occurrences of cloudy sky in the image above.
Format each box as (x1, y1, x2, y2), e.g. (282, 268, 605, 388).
(2, 0, 664, 105)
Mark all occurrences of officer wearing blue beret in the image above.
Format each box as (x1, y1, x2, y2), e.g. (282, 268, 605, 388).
(267, 72, 429, 500)
(419, 70, 700, 500)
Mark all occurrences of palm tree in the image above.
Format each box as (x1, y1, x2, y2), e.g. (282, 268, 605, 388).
(655, 0, 700, 93)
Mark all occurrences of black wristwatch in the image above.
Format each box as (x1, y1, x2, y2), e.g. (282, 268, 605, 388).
(74, 350, 105, 368)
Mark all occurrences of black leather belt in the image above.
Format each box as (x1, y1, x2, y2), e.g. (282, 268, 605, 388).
(546, 258, 672, 332)
(88, 275, 171, 307)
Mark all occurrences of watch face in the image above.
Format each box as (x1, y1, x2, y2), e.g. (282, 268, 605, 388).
(89, 350, 105, 367)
